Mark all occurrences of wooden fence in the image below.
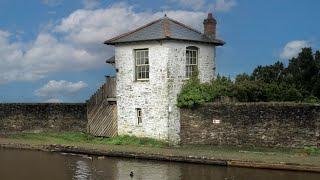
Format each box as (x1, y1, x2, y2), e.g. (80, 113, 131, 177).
(87, 76, 117, 137)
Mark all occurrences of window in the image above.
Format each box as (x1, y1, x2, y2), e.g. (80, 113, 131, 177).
(135, 49, 149, 80)
(186, 46, 198, 78)
(136, 108, 142, 125)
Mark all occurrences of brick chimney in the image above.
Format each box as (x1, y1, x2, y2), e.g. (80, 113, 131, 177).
(203, 13, 217, 39)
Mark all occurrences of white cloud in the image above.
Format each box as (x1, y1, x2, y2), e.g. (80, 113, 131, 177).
(82, 0, 100, 9)
(0, 3, 207, 84)
(35, 80, 88, 98)
(55, 3, 206, 45)
(45, 98, 63, 103)
(0, 32, 100, 84)
(215, 0, 237, 12)
(41, 0, 63, 6)
(280, 40, 310, 59)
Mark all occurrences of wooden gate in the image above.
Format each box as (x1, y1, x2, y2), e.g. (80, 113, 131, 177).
(87, 77, 117, 137)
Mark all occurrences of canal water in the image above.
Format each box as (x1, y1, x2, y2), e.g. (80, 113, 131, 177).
(0, 148, 319, 180)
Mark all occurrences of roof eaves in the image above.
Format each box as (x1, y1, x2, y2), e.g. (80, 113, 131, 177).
(106, 37, 225, 46)
(105, 38, 169, 45)
(169, 38, 225, 46)
(106, 56, 115, 63)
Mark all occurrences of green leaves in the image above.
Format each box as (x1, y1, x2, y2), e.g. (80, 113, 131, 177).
(177, 48, 320, 108)
(177, 79, 212, 108)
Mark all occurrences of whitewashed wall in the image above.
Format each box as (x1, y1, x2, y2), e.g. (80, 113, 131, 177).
(166, 41, 216, 143)
(115, 42, 170, 141)
(115, 41, 215, 144)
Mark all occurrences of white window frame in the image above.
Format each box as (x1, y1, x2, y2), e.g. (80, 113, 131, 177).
(135, 49, 149, 81)
(136, 108, 142, 125)
(186, 47, 198, 78)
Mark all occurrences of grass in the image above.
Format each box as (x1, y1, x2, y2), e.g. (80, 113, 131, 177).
(2, 132, 320, 167)
(304, 147, 320, 155)
(8, 132, 320, 155)
(9, 132, 169, 148)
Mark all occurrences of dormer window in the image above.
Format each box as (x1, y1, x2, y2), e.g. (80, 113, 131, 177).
(135, 49, 149, 81)
(186, 46, 198, 78)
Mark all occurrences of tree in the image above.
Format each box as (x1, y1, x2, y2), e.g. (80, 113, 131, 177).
(251, 61, 284, 83)
(177, 47, 320, 107)
(286, 48, 318, 94)
(235, 73, 250, 83)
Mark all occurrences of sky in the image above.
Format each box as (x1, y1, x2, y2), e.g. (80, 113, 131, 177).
(0, 0, 319, 103)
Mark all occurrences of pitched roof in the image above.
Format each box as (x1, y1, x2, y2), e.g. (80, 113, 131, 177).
(106, 56, 115, 64)
(104, 16, 225, 46)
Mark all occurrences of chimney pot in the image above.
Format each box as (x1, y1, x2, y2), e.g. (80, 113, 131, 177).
(203, 13, 217, 39)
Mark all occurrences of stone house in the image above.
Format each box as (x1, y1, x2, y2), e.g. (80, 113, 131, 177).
(104, 13, 224, 143)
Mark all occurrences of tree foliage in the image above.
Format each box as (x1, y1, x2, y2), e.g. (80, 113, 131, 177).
(177, 47, 320, 108)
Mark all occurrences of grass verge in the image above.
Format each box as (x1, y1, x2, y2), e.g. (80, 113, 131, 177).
(9, 132, 169, 148)
(2, 132, 320, 167)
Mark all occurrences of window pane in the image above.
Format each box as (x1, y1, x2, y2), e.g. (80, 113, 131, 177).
(135, 49, 149, 80)
(137, 52, 140, 62)
(146, 66, 149, 79)
(145, 51, 148, 58)
(138, 71, 142, 79)
(186, 48, 198, 78)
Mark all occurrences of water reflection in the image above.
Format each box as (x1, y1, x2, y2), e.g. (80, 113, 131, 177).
(116, 159, 182, 180)
(74, 160, 91, 180)
(0, 148, 319, 180)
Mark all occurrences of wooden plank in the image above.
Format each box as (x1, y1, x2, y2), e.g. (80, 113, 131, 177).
(87, 76, 117, 137)
(87, 104, 117, 137)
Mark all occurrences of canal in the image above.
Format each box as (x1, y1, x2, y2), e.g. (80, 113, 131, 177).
(0, 148, 319, 180)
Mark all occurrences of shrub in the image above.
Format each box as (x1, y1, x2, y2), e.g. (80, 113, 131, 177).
(304, 95, 320, 103)
(233, 80, 267, 102)
(210, 76, 234, 100)
(177, 78, 212, 108)
(177, 48, 320, 108)
(281, 86, 303, 102)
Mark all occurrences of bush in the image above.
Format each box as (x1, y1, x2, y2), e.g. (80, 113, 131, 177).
(177, 50, 320, 108)
(177, 78, 212, 108)
(304, 95, 320, 103)
(233, 80, 267, 102)
(281, 86, 303, 102)
(209, 76, 234, 100)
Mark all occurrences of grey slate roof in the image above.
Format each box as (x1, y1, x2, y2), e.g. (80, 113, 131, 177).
(104, 16, 225, 46)
(106, 56, 115, 64)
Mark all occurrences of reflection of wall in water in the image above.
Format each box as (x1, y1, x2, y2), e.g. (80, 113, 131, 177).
(68, 157, 120, 180)
(116, 159, 181, 180)
(90, 157, 119, 179)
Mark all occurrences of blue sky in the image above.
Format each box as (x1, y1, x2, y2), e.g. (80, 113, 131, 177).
(0, 0, 319, 103)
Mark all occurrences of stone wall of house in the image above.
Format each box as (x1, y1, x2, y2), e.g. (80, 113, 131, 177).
(0, 103, 87, 134)
(166, 41, 216, 143)
(180, 103, 320, 148)
(115, 41, 216, 143)
(115, 42, 171, 141)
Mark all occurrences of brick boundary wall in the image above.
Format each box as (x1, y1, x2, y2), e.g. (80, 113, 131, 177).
(180, 102, 320, 148)
(0, 103, 87, 134)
